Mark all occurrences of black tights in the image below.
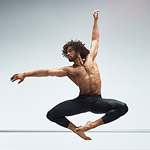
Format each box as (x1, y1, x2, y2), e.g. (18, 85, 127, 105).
(46, 94, 128, 128)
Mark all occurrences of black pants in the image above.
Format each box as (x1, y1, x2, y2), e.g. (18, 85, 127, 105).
(46, 94, 128, 128)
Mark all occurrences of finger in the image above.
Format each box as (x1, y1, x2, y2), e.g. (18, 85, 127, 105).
(96, 9, 100, 12)
(94, 11, 96, 16)
(10, 77, 15, 81)
(12, 79, 18, 82)
(93, 13, 96, 18)
(18, 81, 22, 84)
(93, 9, 100, 14)
(10, 74, 17, 81)
(93, 10, 96, 16)
(93, 12, 99, 18)
(10, 76, 15, 81)
(18, 79, 23, 84)
(93, 10, 100, 17)
(96, 12, 99, 17)
(95, 9, 100, 13)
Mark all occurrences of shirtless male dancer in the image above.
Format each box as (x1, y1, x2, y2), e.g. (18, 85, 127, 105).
(10, 9, 128, 140)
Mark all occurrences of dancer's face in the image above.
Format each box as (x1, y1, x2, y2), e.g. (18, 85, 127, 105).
(67, 46, 78, 62)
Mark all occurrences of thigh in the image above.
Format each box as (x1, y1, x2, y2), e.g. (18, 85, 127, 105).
(90, 98, 122, 114)
(49, 98, 87, 117)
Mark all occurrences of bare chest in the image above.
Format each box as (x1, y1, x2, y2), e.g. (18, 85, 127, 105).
(68, 63, 99, 86)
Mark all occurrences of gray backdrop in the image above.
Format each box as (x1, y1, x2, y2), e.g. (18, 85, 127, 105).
(0, 0, 150, 131)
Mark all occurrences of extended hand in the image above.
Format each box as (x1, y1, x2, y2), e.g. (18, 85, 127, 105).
(93, 9, 100, 21)
(10, 73, 25, 84)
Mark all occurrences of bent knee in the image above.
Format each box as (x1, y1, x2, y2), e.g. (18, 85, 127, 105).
(46, 110, 56, 122)
(114, 102, 128, 116)
(119, 103, 128, 115)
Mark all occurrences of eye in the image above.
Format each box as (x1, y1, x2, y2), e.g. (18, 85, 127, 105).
(68, 49, 72, 52)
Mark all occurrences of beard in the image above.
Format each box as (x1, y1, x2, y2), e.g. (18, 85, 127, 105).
(68, 52, 78, 62)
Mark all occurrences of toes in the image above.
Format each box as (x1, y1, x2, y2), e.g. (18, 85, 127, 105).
(86, 137, 92, 140)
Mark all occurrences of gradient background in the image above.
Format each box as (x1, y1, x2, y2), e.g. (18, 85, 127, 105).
(0, 0, 150, 133)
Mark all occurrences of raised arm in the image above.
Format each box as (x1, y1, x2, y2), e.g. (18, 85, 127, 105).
(10, 67, 69, 84)
(90, 9, 100, 61)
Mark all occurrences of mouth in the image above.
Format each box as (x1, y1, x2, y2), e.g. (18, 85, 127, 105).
(68, 56, 73, 61)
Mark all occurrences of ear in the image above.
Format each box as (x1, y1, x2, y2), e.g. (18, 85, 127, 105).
(77, 51, 80, 56)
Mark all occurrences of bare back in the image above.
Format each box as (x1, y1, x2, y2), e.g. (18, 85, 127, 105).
(67, 54, 101, 95)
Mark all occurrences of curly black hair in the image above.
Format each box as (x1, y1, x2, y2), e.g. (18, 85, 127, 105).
(62, 40, 90, 60)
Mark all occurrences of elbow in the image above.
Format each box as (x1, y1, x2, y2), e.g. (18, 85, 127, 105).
(45, 70, 48, 77)
(92, 38, 99, 42)
(92, 39, 99, 44)
(45, 69, 53, 77)
(91, 40, 99, 48)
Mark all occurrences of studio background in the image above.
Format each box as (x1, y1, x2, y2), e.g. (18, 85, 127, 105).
(0, 0, 150, 131)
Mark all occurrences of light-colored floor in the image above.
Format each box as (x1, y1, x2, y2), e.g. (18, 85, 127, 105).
(0, 131, 150, 150)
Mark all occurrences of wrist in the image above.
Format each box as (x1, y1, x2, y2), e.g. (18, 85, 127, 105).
(94, 19, 98, 22)
(23, 72, 27, 78)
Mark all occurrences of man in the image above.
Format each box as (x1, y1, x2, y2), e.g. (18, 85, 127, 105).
(10, 9, 128, 140)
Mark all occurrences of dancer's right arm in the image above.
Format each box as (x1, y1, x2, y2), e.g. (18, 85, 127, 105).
(10, 67, 69, 84)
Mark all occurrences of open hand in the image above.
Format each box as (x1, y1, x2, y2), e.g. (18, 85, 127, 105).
(10, 73, 25, 84)
(93, 9, 100, 21)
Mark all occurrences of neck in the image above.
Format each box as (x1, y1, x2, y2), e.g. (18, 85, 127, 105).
(73, 56, 84, 67)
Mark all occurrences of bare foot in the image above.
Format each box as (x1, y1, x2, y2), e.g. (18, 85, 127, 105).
(74, 128, 92, 140)
(75, 121, 94, 132)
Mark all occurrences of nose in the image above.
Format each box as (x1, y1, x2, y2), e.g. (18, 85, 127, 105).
(67, 52, 70, 57)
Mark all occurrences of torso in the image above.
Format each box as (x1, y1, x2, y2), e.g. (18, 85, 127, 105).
(67, 54, 101, 95)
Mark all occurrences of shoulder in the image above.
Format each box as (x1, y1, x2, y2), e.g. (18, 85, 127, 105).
(61, 66, 74, 74)
(63, 65, 79, 77)
(85, 53, 93, 63)
(84, 53, 97, 66)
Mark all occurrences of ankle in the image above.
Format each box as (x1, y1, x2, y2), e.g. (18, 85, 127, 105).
(94, 118, 104, 126)
(67, 123, 77, 132)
